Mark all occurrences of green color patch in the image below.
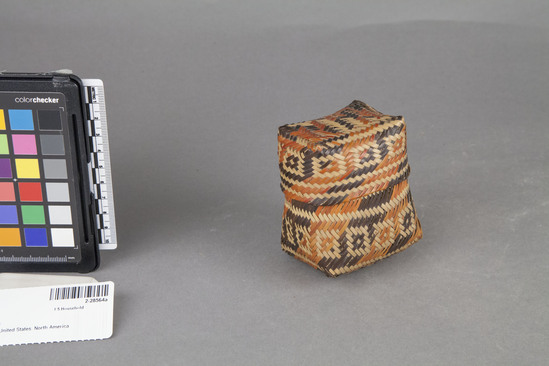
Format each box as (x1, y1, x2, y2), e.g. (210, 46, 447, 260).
(21, 205, 45, 225)
(0, 135, 8, 154)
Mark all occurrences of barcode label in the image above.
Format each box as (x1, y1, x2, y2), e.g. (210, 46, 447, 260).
(49, 284, 110, 301)
(1, 281, 114, 345)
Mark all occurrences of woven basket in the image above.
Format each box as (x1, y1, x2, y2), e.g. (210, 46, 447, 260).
(278, 100, 422, 277)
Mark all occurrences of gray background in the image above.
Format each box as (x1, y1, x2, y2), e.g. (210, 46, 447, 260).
(1, 1, 548, 364)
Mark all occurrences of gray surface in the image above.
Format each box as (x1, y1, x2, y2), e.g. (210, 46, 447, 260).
(45, 182, 70, 203)
(39, 135, 65, 156)
(1, 1, 549, 365)
(43, 159, 68, 179)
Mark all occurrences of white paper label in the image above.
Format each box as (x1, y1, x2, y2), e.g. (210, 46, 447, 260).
(0, 281, 114, 346)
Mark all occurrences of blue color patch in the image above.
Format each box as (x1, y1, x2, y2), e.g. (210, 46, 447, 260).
(24, 228, 48, 247)
(8, 110, 34, 130)
(0, 205, 18, 224)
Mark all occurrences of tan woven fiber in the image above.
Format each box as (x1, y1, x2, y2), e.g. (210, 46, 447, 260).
(278, 100, 422, 277)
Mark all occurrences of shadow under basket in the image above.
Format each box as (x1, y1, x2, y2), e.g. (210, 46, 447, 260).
(278, 100, 422, 277)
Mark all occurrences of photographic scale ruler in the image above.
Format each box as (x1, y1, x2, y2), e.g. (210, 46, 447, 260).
(83, 79, 117, 250)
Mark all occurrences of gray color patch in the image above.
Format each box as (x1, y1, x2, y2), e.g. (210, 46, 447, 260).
(45, 182, 70, 202)
(43, 159, 67, 179)
(40, 134, 65, 155)
(48, 206, 72, 225)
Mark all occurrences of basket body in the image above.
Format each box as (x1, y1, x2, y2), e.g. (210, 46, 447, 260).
(278, 100, 422, 277)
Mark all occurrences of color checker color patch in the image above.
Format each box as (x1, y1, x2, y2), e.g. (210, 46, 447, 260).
(51, 228, 74, 247)
(0, 205, 18, 224)
(0, 182, 15, 201)
(0, 135, 8, 154)
(0, 158, 11, 178)
(15, 159, 40, 179)
(12, 134, 37, 155)
(24, 228, 48, 247)
(18, 182, 43, 202)
(40, 135, 65, 155)
(43, 159, 67, 179)
(21, 205, 46, 225)
(38, 110, 62, 131)
(48, 205, 72, 225)
(8, 110, 34, 130)
(0, 182, 15, 202)
(46, 183, 70, 202)
(0, 228, 21, 246)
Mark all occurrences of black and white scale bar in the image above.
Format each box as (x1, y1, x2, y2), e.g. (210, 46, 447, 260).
(49, 283, 110, 301)
(83, 79, 117, 250)
(0, 256, 69, 263)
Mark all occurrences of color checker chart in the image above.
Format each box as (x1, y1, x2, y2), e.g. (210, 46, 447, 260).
(0, 92, 82, 262)
(0, 73, 117, 272)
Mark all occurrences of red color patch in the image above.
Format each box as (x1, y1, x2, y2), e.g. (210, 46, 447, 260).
(18, 182, 43, 202)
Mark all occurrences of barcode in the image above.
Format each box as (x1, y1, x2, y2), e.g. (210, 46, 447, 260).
(49, 284, 110, 301)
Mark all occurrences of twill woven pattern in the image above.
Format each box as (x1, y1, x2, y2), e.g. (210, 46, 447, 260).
(278, 101, 422, 276)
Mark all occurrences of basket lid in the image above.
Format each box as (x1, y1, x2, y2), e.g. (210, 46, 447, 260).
(278, 100, 410, 206)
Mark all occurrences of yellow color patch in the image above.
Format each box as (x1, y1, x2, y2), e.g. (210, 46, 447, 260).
(0, 110, 5, 130)
(0, 228, 21, 246)
(15, 159, 40, 179)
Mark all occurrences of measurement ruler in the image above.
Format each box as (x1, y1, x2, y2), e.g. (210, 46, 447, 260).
(0, 255, 69, 263)
(83, 79, 117, 250)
